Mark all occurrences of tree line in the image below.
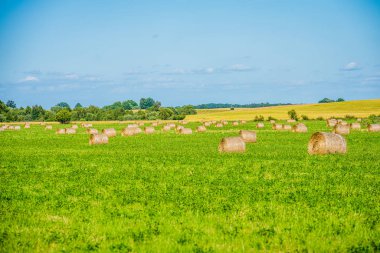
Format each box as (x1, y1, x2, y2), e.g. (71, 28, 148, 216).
(194, 102, 291, 109)
(0, 98, 197, 123)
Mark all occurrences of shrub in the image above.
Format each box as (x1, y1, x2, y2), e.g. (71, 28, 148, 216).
(287, 109, 298, 120)
(254, 115, 264, 121)
(267, 116, 277, 121)
(316, 116, 324, 120)
(301, 115, 309, 120)
(56, 109, 71, 124)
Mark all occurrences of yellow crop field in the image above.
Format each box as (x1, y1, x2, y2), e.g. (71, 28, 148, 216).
(186, 99, 380, 121)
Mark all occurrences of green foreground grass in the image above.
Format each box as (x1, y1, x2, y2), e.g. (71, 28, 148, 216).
(1, 121, 380, 252)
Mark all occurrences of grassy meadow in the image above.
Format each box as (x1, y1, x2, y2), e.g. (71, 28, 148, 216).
(187, 99, 380, 121)
(1, 120, 380, 252)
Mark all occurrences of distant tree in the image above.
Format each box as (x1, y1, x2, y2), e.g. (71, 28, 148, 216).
(318, 98, 335, 103)
(177, 105, 196, 115)
(288, 109, 298, 120)
(0, 100, 9, 113)
(139, 97, 155, 109)
(301, 115, 309, 120)
(148, 101, 161, 111)
(122, 100, 138, 110)
(31, 105, 45, 120)
(254, 115, 264, 121)
(230, 107, 235, 110)
(55, 102, 71, 110)
(6, 100, 16, 108)
(56, 109, 71, 124)
(336, 98, 345, 102)
(74, 103, 83, 109)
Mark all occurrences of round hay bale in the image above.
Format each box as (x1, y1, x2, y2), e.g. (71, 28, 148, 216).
(121, 127, 141, 136)
(357, 118, 362, 122)
(24, 124, 30, 129)
(232, 121, 239, 126)
(272, 124, 282, 130)
(197, 125, 207, 132)
(216, 123, 223, 128)
(368, 124, 380, 132)
(350, 123, 361, 130)
(333, 124, 350, 135)
(287, 119, 296, 123)
(218, 137, 246, 153)
(138, 122, 144, 126)
(270, 120, 275, 124)
(211, 120, 217, 124)
(292, 123, 308, 133)
(326, 119, 337, 127)
(71, 125, 78, 129)
(282, 125, 292, 130)
(145, 126, 155, 134)
(256, 123, 265, 128)
(128, 124, 138, 128)
(152, 122, 158, 127)
(162, 125, 171, 131)
(176, 125, 184, 132)
(8, 125, 15, 130)
(87, 128, 98, 134)
(56, 128, 65, 134)
(222, 121, 228, 125)
(45, 125, 53, 130)
(82, 123, 92, 128)
(102, 128, 116, 137)
(308, 132, 346, 155)
(204, 122, 211, 127)
(40, 122, 46, 126)
(65, 128, 76, 134)
(339, 121, 348, 126)
(239, 130, 256, 143)
(179, 128, 192, 134)
(89, 133, 108, 145)
(14, 126, 21, 130)
(241, 120, 247, 124)
(182, 120, 188, 125)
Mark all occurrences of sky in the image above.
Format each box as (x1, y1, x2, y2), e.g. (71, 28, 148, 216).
(0, 0, 379, 108)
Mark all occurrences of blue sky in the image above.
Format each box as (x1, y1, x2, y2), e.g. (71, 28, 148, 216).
(0, 0, 379, 108)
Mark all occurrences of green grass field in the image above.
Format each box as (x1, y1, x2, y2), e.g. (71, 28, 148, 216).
(187, 99, 380, 121)
(1, 121, 380, 252)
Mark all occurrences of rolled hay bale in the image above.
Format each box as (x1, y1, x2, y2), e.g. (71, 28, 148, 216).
(182, 120, 188, 125)
(45, 125, 53, 130)
(272, 124, 282, 130)
(40, 122, 46, 126)
(204, 122, 211, 127)
(24, 124, 30, 129)
(222, 121, 228, 125)
(197, 125, 207, 132)
(152, 122, 158, 127)
(82, 123, 92, 128)
(287, 119, 296, 123)
(121, 127, 141, 136)
(144, 126, 155, 134)
(168, 123, 176, 129)
(14, 126, 21, 130)
(232, 121, 239, 126)
(56, 128, 65, 134)
(128, 124, 138, 128)
(241, 120, 247, 124)
(282, 125, 292, 130)
(340, 121, 348, 126)
(176, 125, 184, 132)
(102, 128, 116, 137)
(292, 123, 308, 133)
(239, 130, 257, 143)
(211, 120, 217, 124)
(87, 128, 98, 134)
(218, 137, 246, 153)
(65, 128, 76, 134)
(89, 133, 108, 145)
(333, 124, 350, 135)
(327, 119, 337, 127)
(256, 122, 265, 128)
(162, 125, 171, 131)
(71, 125, 78, 129)
(368, 124, 380, 132)
(216, 123, 223, 128)
(270, 120, 275, 124)
(138, 122, 144, 126)
(1, 125, 9, 130)
(350, 123, 361, 130)
(8, 125, 15, 130)
(308, 132, 346, 155)
(179, 128, 192, 134)
(357, 118, 362, 122)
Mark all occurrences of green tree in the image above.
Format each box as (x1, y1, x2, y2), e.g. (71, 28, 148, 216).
(0, 100, 9, 113)
(31, 105, 45, 120)
(6, 100, 16, 108)
(55, 102, 71, 110)
(56, 109, 71, 124)
(122, 100, 138, 110)
(336, 98, 345, 102)
(158, 108, 174, 120)
(287, 109, 298, 120)
(318, 98, 335, 103)
(74, 103, 83, 109)
(140, 97, 155, 109)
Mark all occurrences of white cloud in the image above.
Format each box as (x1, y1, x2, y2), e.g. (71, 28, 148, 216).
(342, 62, 360, 71)
(19, 75, 39, 82)
(64, 74, 79, 80)
(227, 64, 253, 71)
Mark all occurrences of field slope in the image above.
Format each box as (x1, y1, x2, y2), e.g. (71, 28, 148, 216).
(187, 99, 380, 121)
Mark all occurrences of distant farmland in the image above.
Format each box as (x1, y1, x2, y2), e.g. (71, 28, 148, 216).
(187, 99, 380, 121)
